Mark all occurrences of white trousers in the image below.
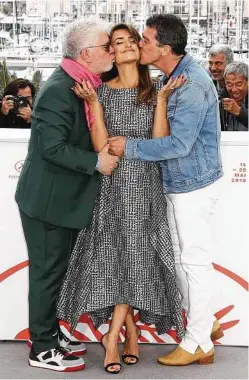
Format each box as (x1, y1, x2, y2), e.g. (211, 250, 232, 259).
(166, 180, 220, 354)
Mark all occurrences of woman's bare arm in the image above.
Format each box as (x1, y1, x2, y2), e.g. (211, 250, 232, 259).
(73, 81, 108, 152)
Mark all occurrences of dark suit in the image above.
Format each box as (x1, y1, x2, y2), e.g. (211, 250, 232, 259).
(15, 66, 99, 352)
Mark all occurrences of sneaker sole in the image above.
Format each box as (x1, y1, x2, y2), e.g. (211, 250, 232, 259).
(29, 359, 85, 372)
(69, 349, 87, 356)
(28, 341, 87, 356)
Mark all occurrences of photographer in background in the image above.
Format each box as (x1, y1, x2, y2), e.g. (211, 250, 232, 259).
(0, 78, 35, 128)
(220, 61, 248, 131)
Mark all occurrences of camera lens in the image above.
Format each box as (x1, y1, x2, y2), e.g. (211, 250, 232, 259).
(17, 96, 30, 108)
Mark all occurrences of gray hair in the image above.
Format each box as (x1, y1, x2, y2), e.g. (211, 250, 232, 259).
(224, 61, 248, 80)
(208, 44, 234, 64)
(62, 18, 110, 59)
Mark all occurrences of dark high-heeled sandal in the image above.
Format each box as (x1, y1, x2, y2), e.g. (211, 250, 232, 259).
(101, 333, 122, 374)
(122, 353, 139, 365)
(122, 328, 141, 365)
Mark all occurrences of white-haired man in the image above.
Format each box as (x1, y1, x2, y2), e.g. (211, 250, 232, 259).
(15, 18, 118, 372)
(221, 61, 248, 131)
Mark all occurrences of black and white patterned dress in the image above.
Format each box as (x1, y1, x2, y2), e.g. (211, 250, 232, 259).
(57, 82, 184, 338)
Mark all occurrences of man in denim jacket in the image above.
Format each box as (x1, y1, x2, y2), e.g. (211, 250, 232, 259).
(109, 14, 223, 366)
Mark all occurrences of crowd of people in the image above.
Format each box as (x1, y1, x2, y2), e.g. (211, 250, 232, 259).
(3, 13, 248, 374)
(208, 44, 248, 131)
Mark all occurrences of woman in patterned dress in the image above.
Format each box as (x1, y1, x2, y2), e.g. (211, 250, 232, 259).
(57, 24, 185, 374)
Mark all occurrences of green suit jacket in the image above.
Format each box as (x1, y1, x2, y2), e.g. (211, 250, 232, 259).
(15, 66, 99, 229)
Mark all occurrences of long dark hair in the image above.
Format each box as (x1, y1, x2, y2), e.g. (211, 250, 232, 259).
(3, 78, 36, 98)
(101, 23, 155, 104)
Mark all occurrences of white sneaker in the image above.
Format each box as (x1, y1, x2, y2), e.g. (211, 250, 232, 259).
(58, 329, 87, 355)
(28, 330, 87, 356)
(29, 346, 85, 372)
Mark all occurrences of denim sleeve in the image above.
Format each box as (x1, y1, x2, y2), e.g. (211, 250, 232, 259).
(125, 83, 210, 161)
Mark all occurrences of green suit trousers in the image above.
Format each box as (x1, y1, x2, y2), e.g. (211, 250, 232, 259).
(19, 209, 78, 353)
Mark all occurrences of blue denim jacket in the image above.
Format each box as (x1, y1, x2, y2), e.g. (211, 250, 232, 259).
(125, 54, 223, 193)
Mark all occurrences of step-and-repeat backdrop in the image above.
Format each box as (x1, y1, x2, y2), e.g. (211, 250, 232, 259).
(0, 130, 248, 346)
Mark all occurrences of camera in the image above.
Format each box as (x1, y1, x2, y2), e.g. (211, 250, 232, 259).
(6, 95, 30, 114)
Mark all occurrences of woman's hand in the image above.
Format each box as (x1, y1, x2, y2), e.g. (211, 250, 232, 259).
(157, 75, 186, 103)
(72, 80, 98, 105)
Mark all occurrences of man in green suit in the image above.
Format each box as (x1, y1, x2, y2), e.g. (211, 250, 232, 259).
(15, 18, 118, 372)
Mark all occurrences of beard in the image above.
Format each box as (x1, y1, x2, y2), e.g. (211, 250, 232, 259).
(103, 61, 114, 72)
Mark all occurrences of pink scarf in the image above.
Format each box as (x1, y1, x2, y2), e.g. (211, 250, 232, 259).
(61, 57, 102, 130)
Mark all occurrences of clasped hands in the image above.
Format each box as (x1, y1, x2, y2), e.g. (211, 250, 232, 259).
(107, 136, 126, 157)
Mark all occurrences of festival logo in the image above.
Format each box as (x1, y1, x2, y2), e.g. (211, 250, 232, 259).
(8, 160, 25, 179)
(14, 161, 24, 173)
(0, 260, 247, 345)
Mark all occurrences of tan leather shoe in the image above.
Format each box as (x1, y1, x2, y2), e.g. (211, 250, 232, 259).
(211, 319, 224, 341)
(157, 346, 214, 366)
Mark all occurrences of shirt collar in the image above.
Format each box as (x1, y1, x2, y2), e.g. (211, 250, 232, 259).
(162, 53, 192, 84)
